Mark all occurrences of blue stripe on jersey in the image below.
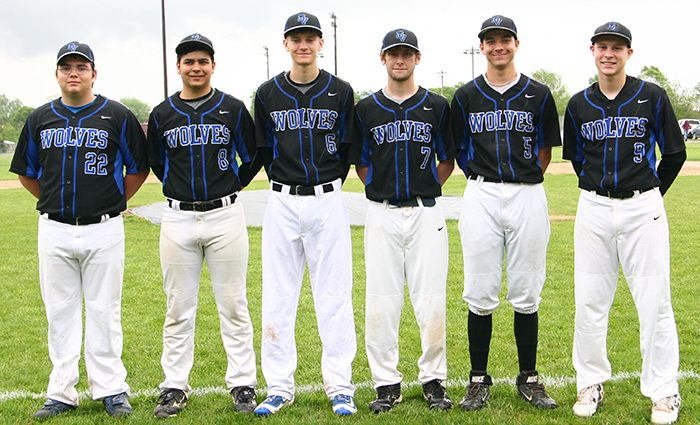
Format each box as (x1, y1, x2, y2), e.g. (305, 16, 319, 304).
(583, 90, 608, 189)
(648, 95, 662, 178)
(453, 95, 474, 175)
(402, 90, 431, 199)
(355, 112, 374, 186)
(197, 92, 226, 200)
(49, 101, 71, 217)
(474, 82, 502, 180)
(167, 97, 196, 199)
(308, 74, 334, 184)
(75, 99, 109, 214)
(24, 116, 41, 178)
(613, 82, 645, 190)
(273, 76, 309, 184)
(505, 78, 531, 180)
(533, 91, 550, 170)
(370, 92, 401, 199)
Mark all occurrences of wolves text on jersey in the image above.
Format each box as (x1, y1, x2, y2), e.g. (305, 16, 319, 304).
(468, 110, 534, 133)
(40, 127, 108, 149)
(269, 108, 337, 131)
(578, 117, 648, 141)
(369, 120, 433, 145)
(163, 124, 231, 148)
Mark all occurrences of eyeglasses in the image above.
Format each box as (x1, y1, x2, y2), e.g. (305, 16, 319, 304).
(58, 66, 92, 75)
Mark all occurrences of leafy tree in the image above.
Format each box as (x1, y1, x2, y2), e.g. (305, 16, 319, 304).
(638, 66, 699, 119)
(119, 98, 151, 123)
(589, 74, 599, 85)
(8, 106, 34, 129)
(427, 82, 465, 104)
(531, 69, 570, 116)
(354, 90, 374, 102)
(0, 94, 23, 142)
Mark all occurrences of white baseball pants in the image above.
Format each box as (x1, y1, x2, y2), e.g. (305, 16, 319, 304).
(573, 188, 679, 402)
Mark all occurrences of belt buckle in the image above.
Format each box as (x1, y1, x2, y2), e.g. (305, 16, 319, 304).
(192, 201, 206, 212)
(294, 185, 303, 195)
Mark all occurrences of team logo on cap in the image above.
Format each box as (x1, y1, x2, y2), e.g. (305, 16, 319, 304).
(492, 16, 503, 25)
(396, 30, 407, 42)
(67, 42, 78, 51)
(297, 14, 309, 25)
(607, 22, 618, 31)
(190, 34, 201, 41)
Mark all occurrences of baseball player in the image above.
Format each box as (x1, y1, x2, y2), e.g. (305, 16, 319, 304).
(252, 12, 358, 416)
(146, 34, 260, 417)
(449, 15, 560, 411)
(564, 22, 685, 424)
(355, 28, 456, 413)
(10, 41, 149, 418)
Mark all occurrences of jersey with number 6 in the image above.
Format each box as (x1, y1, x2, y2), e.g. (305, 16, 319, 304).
(563, 76, 685, 192)
(355, 87, 456, 201)
(10, 95, 148, 217)
(255, 69, 357, 186)
(147, 89, 256, 202)
(450, 74, 561, 182)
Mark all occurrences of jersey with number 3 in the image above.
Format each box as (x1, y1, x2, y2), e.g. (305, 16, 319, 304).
(147, 89, 256, 202)
(451, 74, 561, 183)
(563, 76, 684, 192)
(355, 88, 455, 202)
(255, 70, 357, 186)
(10, 95, 148, 217)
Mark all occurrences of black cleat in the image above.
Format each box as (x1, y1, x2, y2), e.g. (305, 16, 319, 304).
(102, 392, 132, 417)
(154, 388, 188, 418)
(231, 386, 257, 413)
(369, 383, 402, 413)
(460, 372, 492, 411)
(516, 371, 557, 409)
(422, 379, 453, 410)
(34, 399, 75, 419)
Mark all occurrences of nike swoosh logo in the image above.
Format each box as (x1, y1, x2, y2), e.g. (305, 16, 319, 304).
(654, 215, 661, 220)
(219, 110, 230, 114)
(525, 94, 536, 98)
(328, 92, 338, 96)
(423, 106, 433, 111)
(100, 116, 111, 119)
(523, 393, 533, 401)
(438, 226, 444, 231)
(638, 99, 649, 103)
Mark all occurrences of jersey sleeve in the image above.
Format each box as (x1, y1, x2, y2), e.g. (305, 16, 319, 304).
(254, 87, 273, 149)
(118, 108, 149, 175)
(146, 109, 165, 167)
(538, 88, 562, 148)
(449, 88, 470, 173)
(562, 97, 582, 162)
(655, 89, 686, 155)
(232, 102, 257, 164)
(9, 115, 40, 177)
(436, 100, 457, 160)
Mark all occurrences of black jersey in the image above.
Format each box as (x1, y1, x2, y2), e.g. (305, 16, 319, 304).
(563, 76, 685, 192)
(10, 95, 148, 217)
(450, 74, 561, 183)
(355, 87, 456, 201)
(255, 70, 357, 186)
(147, 89, 256, 202)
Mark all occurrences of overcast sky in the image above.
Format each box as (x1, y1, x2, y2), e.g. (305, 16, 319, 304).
(1, 0, 697, 110)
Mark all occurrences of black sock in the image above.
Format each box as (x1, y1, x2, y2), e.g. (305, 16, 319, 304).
(468, 311, 493, 372)
(514, 311, 538, 372)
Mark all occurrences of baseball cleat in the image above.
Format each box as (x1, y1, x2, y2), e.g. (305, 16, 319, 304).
(516, 371, 557, 409)
(573, 384, 604, 417)
(459, 373, 492, 411)
(369, 383, 402, 413)
(34, 398, 75, 419)
(651, 394, 681, 424)
(154, 388, 187, 418)
(332, 394, 357, 415)
(102, 392, 132, 417)
(254, 395, 293, 415)
(422, 379, 453, 410)
(231, 386, 257, 413)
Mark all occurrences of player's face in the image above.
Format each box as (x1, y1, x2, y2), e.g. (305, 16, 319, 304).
(381, 47, 421, 82)
(591, 36, 632, 78)
(480, 30, 519, 69)
(55, 57, 96, 97)
(177, 51, 215, 91)
(284, 31, 324, 66)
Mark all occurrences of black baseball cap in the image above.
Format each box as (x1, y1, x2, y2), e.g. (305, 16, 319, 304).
(284, 12, 322, 37)
(381, 29, 419, 52)
(176, 33, 215, 56)
(56, 41, 95, 65)
(478, 15, 518, 40)
(591, 22, 632, 47)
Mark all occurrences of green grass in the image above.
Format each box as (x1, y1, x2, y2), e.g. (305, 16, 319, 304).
(0, 175, 698, 424)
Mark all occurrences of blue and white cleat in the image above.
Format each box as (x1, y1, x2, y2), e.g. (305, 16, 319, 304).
(332, 394, 357, 415)
(253, 395, 293, 415)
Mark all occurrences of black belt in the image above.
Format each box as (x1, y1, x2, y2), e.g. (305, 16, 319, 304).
(469, 175, 506, 183)
(272, 182, 334, 196)
(47, 212, 119, 226)
(169, 194, 237, 212)
(594, 187, 654, 199)
(386, 198, 436, 207)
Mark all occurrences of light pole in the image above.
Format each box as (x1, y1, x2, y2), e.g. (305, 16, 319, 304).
(161, 0, 168, 99)
(463, 47, 480, 81)
(437, 70, 448, 96)
(330, 12, 337, 75)
(263, 45, 269, 79)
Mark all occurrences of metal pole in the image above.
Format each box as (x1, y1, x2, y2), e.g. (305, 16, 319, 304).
(263, 46, 269, 79)
(161, 0, 168, 99)
(463, 47, 480, 81)
(330, 13, 337, 75)
(437, 70, 448, 96)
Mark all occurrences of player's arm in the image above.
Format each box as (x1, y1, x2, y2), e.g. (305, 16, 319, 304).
(18, 175, 40, 199)
(538, 147, 552, 174)
(562, 100, 583, 177)
(655, 89, 687, 195)
(657, 150, 686, 195)
(124, 171, 149, 201)
(356, 165, 368, 184)
(146, 110, 165, 182)
(437, 159, 454, 186)
(234, 103, 263, 187)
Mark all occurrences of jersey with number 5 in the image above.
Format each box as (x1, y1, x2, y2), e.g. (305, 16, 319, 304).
(147, 89, 256, 202)
(255, 70, 357, 186)
(450, 74, 561, 183)
(563, 76, 685, 192)
(355, 87, 456, 202)
(10, 95, 148, 217)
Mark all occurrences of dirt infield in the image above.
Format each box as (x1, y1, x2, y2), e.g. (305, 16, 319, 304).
(1, 161, 699, 190)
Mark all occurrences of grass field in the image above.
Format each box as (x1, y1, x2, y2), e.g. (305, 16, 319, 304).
(0, 173, 698, 424)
